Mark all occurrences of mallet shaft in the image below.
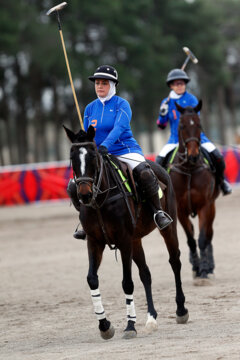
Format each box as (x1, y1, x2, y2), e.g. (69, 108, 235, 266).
(181, 56, 190, 71)
(59, 28, 84, 129)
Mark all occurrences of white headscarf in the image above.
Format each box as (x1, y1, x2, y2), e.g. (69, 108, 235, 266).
(169, 90, 183, 99)
(97, 80, 116, 104)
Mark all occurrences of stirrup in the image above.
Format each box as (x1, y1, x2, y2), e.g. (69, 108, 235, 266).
(73, 229, 87, 240)
(154, 210, 173, 231)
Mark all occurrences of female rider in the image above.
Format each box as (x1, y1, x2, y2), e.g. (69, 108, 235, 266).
(156, 68, 232, 196)
(68, 65, 172, 239)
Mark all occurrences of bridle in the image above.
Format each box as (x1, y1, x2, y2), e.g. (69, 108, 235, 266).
(71, 141, 109, 208)
(177, 115, 201, 165)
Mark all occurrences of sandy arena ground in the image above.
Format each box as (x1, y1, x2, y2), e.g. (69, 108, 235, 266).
(0, 188, 240, 360)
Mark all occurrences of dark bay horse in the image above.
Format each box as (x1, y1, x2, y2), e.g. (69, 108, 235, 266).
(168, 101, 220, 283)
(64, 125, 188, 340)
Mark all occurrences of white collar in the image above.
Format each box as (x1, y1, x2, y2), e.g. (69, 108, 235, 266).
(169, 90, 183, 99)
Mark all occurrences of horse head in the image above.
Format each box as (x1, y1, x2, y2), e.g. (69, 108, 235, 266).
(64, 125, 101, 205)
(176, 100, 202, 164)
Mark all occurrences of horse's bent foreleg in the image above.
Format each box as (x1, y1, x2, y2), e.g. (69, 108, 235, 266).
(161, 225, 189, 324)
(120, 245, 137, 339)
(87, 238, 115, 340)
(198, 203, 215, 279)
(178, 208, 200, 277)
(132, 239, 157, 332)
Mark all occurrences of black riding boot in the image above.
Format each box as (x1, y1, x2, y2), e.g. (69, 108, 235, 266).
(67, 179, 87, 240)
(209, 149, 232, 196)
(133, 162, 173, 230)
(155, 155, 165, 167)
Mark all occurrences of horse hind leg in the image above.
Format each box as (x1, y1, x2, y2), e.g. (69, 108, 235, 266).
(132, 239, 157, 333)
(206, 243, 215, 279)
(196, 204, 215, 283)
(87, 239, 115, 340)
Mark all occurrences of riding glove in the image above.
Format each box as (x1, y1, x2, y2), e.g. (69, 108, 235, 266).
(98, 145, 108, 156)
(160, 102, 169, 116)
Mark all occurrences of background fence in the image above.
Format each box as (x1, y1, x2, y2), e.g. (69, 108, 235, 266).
(0, 148, 239, 206)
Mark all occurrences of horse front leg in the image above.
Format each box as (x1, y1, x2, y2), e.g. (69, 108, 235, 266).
(161, 224, 189, 324)
(120, 244, 137, 339)
(197, 203, 216, 281)
(132, 238, 157, 332)
(178, 208, 200, 278)
(87, 238, 115, 340)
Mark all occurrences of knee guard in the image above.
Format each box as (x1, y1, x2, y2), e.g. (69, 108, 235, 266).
(156, 155, 165, 167)
(133, 162, 159, 198)
(210, 149, 225, 176)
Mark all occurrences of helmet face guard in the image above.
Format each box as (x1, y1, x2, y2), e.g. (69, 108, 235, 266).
(89, 65, 118, 84)
(166, 69, 190, 86)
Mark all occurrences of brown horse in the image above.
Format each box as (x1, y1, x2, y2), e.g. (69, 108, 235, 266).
(64, 125, 188, 340)
(168, 100, 220, 283)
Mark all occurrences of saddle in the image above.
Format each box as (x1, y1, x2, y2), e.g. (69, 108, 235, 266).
(107, 155, 166, 202)
(166, 146, 215, 174)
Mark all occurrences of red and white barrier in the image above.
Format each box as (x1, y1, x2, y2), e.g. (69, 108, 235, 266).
(0, 148, 239, 206)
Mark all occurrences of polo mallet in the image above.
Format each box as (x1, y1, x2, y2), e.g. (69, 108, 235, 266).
(160, 47, 199, 114)
(181, 47, 198, 70)
(46, 2, 84, 129)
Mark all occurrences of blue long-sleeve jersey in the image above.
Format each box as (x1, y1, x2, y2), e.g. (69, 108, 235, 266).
(157, 91, 210, 144)
(84, 95, 143, 156)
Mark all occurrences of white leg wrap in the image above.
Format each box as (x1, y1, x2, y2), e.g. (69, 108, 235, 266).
(91, 288, 106, 320)
(125, 294, 136, 323)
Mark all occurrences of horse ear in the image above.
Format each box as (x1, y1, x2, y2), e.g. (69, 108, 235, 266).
(194, 100, 202, 113)
(87, 125, 96, 141)
(175, 102, 185, 114)
(63, 125, 76, 143)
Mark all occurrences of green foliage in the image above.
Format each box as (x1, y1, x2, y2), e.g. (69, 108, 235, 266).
(0, 0, 239, 163)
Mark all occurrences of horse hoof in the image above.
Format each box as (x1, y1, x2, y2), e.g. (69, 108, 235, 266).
(176, 310, 189, 324)
(100, 324, 115, 340)
(207, 273, 215, 280)
(192, 270, 197, 279)
(122, 330, 137, 339)
(145, 315, 158, 333)
(193, 277, 213, 286)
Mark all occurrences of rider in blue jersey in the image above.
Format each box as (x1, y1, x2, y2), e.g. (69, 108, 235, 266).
(156, 68, 232, 196)
(68, 65, 172, 239)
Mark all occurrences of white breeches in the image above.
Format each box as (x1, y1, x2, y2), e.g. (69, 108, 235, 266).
(117, 153, 145, 170)
(201, 142, 216, 152)
(159, 141, 216, 157)
(159, 143, 178, 157)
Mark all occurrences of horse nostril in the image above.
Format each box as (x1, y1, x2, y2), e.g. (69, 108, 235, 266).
(80, 192, 92, 204)
(188, 154, 199, 163)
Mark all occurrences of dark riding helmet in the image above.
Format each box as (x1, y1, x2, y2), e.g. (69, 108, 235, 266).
(166, 68, 190, 86)
(88, 65, 119, 85)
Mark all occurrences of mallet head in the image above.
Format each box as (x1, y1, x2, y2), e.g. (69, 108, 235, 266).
(46, 2, 67, 16)
(183, 47, 198, 64)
